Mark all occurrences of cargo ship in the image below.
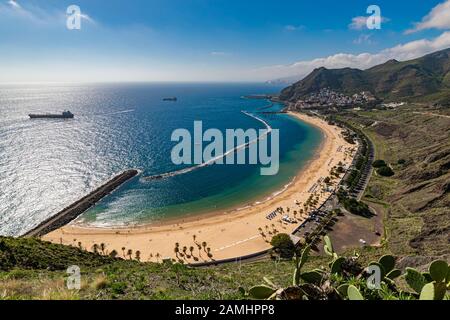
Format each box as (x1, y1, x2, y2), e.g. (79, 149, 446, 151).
(29, 111, 74, 119)
(163, 97, 177, 101)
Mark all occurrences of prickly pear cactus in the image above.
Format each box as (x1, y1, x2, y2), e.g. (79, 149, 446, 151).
(429, 260, 448, 282)
(419, 282, 447, 300)
(405, 267, 427, 294)
(347, 285, 364, 300)
(378, 255, 395, 274)
(323, 235, 334, 257)
(249, 285, 276, 299)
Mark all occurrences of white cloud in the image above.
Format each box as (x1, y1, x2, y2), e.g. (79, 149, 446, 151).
(253, 31, 450, 81)
(285, 25, 304, 31)
(0, 2, 95, 26)
(210, 51, 230, 56)
(79, 13, 95, 24)
(353, 34, 374, 45)
(7, 0, 20, 9)
(349, 15, 389, 30)
(349, 16, 368, 30)
(406, 0, 450, 34)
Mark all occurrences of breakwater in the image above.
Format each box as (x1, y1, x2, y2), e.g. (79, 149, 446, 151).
(23, 169, 139, 237)
(143, 111, 272, 181)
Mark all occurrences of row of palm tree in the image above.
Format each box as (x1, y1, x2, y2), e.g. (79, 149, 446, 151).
(173, 239, 213, 264)
(81, 242, 162, 262)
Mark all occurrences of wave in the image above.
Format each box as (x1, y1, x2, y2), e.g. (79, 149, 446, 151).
(106, 109, 135, 115)
(142, 111, 273, 182)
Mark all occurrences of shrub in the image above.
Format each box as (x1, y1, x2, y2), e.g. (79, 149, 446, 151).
(342, 198, 371, 216)
(270, 234, 296, 259)
(377, 166, 394, 177)
(337, 190, 371, 217)
(110, 282, 127, 294)
(93, 276, 109, 290)
(372, 160, 387, 168)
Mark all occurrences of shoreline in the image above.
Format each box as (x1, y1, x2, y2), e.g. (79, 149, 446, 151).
(42, 112, 357, 263)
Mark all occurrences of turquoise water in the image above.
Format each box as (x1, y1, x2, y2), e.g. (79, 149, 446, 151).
(0, 83, 322, 235)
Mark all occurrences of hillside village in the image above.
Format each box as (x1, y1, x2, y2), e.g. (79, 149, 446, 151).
(292, 88, 377, 110)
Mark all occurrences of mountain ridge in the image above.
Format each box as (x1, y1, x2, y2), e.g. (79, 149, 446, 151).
(280, 48, 450, 103)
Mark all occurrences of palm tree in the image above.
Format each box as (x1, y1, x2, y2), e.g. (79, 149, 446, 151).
(182, 246, 187, 255)
(77, 242, 83, 250)
(100, 243, 106, 255)
(92, 243, 99, 254)
(174, 246, 180, 258)
(156, 253, 161, 263)
(258, 227, 263, 233)
(202, 241, 207, 252)
(149, 253, 153, 261)
(110, 250, 118, 258)
(135, 250, 141, 261)
(193, 234, 197, 243)
(189, 246, 194, 257)
(121, 247, 126, 258)
(127, 249, 133, 260)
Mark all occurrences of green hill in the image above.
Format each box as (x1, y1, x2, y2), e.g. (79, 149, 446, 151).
(280, 48, 450, 102)
(0, 236, 321, 300)
(1, 234, 448, 300)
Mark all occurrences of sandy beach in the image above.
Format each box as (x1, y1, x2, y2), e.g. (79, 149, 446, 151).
(42, 112, 357, 263)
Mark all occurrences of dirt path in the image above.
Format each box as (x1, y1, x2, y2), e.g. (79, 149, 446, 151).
(413, 112, 450, 119)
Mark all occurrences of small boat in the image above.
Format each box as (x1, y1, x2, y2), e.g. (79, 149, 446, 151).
(163, 97, 177, 102)
(29, 111, 74, 119)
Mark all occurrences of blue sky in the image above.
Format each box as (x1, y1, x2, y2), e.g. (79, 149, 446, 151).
(1, 0, 450, 82)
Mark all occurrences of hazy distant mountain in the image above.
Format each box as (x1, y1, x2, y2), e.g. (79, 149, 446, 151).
(266, 75, 303, 86)
(280, 48, 450, 102)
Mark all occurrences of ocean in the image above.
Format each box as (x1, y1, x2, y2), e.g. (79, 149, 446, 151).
(0, 83, 322, 236)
